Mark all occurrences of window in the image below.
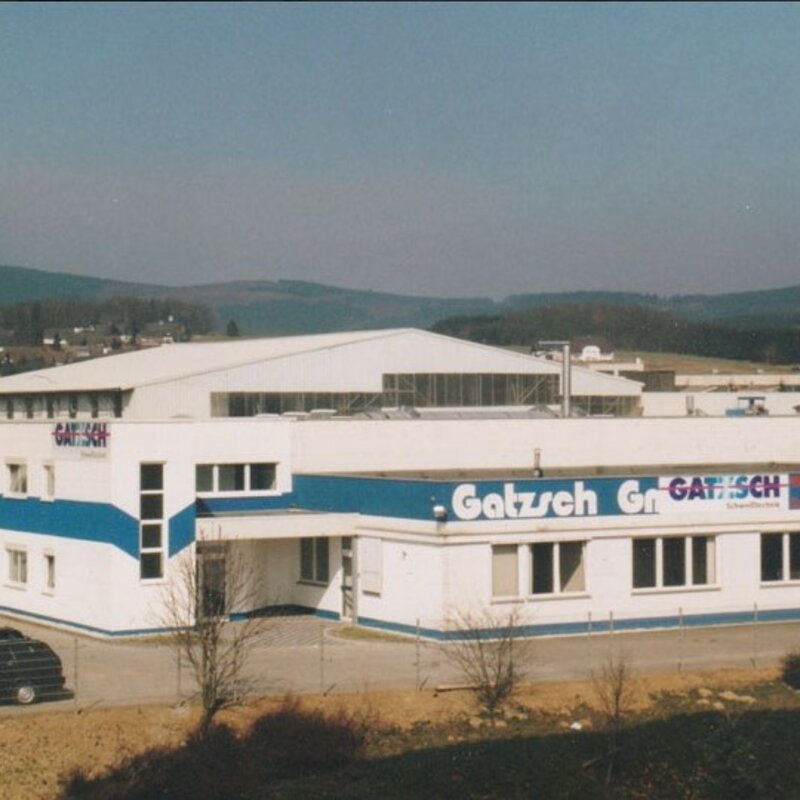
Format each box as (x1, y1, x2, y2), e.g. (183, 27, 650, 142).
(7, 549, 27, 584)
(90, 394, 99, 419)
(44, 554, 55, 590)
(4, 398, 12, 420)
(42, 464, 55, 500)
(530, 541, 586, 595)
(113, 392, 123, 418)
(492, 545, 518, 597)
(68, 394, 78, 419)
(24, 396, 33, 419)
(299, 537, 329, 583)
(139, 464, 164, 580)
(46, 396, 55, 419)
(632, 536, 716, 590)
(195, 463, 277, 493)
(761, 532, 800, 583)
(6, 462, 27, 496)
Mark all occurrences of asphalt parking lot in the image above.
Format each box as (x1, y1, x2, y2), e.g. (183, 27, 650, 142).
(2, 613, 799, 713)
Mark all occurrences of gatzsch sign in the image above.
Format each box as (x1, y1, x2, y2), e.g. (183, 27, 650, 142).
(449, 473, 796, 522)
(52, 422, 110, 449)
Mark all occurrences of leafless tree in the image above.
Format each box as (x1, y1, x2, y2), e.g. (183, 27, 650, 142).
(159, 534, 269, 734)
(590, 651, 637, 793)
(443, 607, 529, 723)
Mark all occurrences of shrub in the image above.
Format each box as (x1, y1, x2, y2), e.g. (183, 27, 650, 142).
(780, 650, 800, 689)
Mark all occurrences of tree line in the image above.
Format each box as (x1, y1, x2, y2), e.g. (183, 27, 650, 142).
(432, 304, 800, 364)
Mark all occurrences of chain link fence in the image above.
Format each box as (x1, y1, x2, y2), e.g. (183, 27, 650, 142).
(1, 607, 799, 714)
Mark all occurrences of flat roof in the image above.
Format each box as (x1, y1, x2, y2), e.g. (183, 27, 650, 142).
(309, 462, 800, 481)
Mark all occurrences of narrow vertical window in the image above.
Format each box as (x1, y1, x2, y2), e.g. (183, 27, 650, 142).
(44, 554, 55, 590)
(531, 543, 554, 595)
(761, 533, 784, 582)
(632, 539, 656, 589)
(492, 545, 518, 597)
(7, 463, 28, 496)
(299, 537, 330, 583)
(139, 463, 164, 580)
(662, 537, 686, 587)
(42, 464, 55, 500)
(7, 549, 27, 584)
(560, 541, 586, 592)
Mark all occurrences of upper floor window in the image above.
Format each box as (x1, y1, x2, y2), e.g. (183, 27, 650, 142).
(6, 462, 27, 496)
(195, 463, 277, 494)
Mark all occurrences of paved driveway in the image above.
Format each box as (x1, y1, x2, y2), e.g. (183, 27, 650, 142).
(1, 614, 798, 714)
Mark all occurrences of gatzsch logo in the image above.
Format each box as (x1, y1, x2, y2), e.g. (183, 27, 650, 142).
(666, 475, 781, 501)
(52, 422, 110, 448)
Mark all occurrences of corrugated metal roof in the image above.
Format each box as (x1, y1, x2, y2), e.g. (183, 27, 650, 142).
(0, 327, 640, 394)
(0, 329, 399, 392)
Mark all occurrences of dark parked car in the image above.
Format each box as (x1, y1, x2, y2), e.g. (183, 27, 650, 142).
(0, 635, 66, 704)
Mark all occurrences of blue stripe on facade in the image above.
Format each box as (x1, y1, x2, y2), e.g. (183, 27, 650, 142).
(0, 497, 139, 556)
(1, 600, 797, 639)
(169, 503, 197, 556)
(356, 605, 800, 641)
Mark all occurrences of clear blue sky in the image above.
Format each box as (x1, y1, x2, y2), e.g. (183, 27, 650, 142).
(2, 2, 799, 298)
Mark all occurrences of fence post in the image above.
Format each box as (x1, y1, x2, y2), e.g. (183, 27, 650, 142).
(319, 618, 325, 693)
(587, 611, 593, 679)
(177, 649, 182, 703)
(72, 635, 79, 708)
(752, 603, 759, 669)
(415, 618, 421, 690)
(678, 606, 684, 674)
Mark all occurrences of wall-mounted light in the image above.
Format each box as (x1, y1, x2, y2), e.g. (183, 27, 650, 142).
(432, 504, 448, 521)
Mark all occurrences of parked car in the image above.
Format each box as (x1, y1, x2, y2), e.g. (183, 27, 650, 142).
(0, 635, 66, 704)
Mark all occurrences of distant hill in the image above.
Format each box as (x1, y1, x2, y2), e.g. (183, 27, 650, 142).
(505, 287, 800, 326)
(2, 263, 800, 335)
(0, 265, 495, 335)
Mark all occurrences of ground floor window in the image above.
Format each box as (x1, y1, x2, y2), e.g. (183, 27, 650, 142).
(44, 553, 55, 590)
(531, 541, 586, 595)
(761, 532, 800, 583)
(300, 537, 330, 583)
(7, 548, 27, 585)
(632, 536, 716, 590)
(491, 545, 519, 598)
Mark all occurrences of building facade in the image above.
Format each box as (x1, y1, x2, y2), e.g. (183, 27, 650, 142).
(0, 329, 798, 638)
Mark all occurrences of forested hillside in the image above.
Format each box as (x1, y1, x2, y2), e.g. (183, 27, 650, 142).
(432, 304, 800, 364)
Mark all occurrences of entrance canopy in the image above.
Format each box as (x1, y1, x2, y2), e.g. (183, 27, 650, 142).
(196, 510, 356, 542)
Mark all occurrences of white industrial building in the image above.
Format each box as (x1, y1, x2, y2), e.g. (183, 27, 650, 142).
(0, 328, 798, 639)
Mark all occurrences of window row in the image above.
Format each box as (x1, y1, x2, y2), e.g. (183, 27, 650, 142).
(492, 541, 587, 598)
(3, 461, 55, 500)
(492, 533, 800, 599)
(4, 392, 123, 420)
(195, 463, 277, 494)
(4, 547, 56, 591)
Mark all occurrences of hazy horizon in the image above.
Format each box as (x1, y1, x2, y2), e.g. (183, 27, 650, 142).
(3, 3, 799, 299)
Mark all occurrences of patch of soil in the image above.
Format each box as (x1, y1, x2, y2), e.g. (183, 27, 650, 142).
(0, 667, 780, 800)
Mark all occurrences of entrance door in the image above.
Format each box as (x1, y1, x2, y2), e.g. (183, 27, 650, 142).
(197, 544, 227, 619)
(341, 536, 354, 621)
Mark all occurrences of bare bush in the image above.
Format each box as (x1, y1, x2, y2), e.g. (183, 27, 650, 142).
(443, 607, 528, 721)
(159, 534, 269, 734)
(590, 651, 637, 794)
